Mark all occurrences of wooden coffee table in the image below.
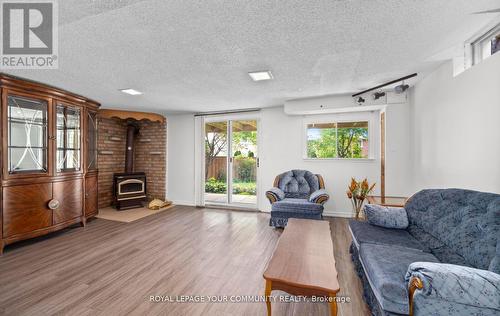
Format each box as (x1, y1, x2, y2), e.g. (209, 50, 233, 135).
(263, 218, 340, 316)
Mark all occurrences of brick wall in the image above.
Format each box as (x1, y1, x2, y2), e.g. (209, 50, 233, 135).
(134, 120, 167, 202)
(97, 117, 166, 208)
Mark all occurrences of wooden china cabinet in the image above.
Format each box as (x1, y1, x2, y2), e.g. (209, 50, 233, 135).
(0, 74, 100, 254)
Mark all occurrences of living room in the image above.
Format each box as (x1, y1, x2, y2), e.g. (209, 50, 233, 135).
(0, 1, 499, 316)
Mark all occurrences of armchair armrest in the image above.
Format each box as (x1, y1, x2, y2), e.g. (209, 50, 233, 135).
(405, 262, 500, 315)
(266, 187, 285, 204)
(308, 189, 329, 205)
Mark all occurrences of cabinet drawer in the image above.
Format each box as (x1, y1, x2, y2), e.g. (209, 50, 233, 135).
(3, 183, 53, 237)
(53, 179, 83, 224)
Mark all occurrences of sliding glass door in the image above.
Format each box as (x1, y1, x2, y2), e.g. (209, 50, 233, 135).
(204, 119, 258, 207)
(205, 121, 228, 203)
(230, 120, 258, 205)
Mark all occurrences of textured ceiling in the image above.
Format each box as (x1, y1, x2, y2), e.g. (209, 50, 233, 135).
(4, 0, 500, 113)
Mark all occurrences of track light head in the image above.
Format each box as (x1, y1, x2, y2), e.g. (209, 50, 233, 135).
(356, 97, 365, 104)
(395, 83, 409, 94)
(373, 91, 386, 100)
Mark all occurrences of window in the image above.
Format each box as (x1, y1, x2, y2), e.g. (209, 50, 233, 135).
(471, 22, 500, 65)
(306, 121, 369, 159)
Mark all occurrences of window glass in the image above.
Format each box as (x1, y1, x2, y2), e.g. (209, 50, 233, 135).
(306, 121, 369, 159)
(56, 105, 81, 172)
(7, 95, 48, 173)
(472, 23, 500, 65)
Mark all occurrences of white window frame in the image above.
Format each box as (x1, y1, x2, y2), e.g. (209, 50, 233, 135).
(463, 20, 500, 72)
(199, 112, 262, 210)
(471, 22, 500, 65)
(302, 112, 376, 161)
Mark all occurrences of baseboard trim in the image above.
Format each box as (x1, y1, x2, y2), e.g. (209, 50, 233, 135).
(172, 202, 354, 218)
(172, 200, 196, 206)
(204, 203, 259, 212)
(323, 210, 354, 218)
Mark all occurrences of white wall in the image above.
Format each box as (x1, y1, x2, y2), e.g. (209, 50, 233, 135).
(166, 102, 413, 216)
(166, 54, 500, 213)
(410, 53, 500, 193)
(166, 114, 196, 205)
(385, 102, 413, 196)
(259, 107, 381, 216)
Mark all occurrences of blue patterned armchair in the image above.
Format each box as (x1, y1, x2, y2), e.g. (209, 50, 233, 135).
(266, 170, 329, 228)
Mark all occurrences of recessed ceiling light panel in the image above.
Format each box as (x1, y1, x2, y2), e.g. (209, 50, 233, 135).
(248, 70, 273, 81)
(120, 88, 143, 95)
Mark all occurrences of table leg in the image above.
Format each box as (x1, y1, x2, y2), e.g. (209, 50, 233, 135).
(265, 280, 272, 316)
(329, 293, 337, 316)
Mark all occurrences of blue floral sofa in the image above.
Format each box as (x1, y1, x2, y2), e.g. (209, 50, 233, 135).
(349, 188, 500, 316)
(266, 170, 329, 228)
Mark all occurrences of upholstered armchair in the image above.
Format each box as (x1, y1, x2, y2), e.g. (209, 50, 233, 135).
(266, 170, 329, 228)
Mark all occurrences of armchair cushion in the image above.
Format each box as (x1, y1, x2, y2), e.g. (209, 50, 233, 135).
(405, 262, 500, 312)
(272, 198, 324, 214)
(308, 189, 329, 204)
(270, 198, 323, 228)
(266, 187, 285, 203)
(364, 204, 409, 229)
(276, 170, 319, 199)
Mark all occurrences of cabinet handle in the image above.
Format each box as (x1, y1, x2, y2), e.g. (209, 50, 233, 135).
(48, 199, 60, 210)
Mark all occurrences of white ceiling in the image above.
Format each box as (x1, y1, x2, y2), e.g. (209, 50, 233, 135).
(5, 0, 500, 114)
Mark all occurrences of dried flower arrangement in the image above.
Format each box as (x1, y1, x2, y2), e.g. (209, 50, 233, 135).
(347, 178, 376, 219)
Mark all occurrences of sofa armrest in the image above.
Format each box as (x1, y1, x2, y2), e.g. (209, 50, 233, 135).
(266, 187, 285, 204)
(405, 262, 500, 315)
(308, 189, 329, 205)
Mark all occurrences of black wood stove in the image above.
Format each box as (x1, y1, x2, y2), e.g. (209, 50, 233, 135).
(113, 123, 147, 210)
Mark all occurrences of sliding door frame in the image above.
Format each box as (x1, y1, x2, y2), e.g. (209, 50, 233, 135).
(199, 113, 261, 210)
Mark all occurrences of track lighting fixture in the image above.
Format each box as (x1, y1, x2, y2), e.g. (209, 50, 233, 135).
(352, 73, 417, 98)
(394, 83, 409, 94)
(373, 91, 386, 100)
(357, 97, 365, 104)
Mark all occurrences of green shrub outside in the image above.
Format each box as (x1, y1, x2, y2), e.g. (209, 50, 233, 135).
(205, 178, 256, 196)
(205, 177, 227, 193)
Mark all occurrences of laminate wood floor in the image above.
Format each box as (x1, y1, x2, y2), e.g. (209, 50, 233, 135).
(0, 206, 370, 316)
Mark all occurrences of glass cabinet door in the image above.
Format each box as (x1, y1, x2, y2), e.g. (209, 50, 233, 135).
(7, 95, 48, 174)
(86, 111, 98, 171)
(56, 103, 81, 172)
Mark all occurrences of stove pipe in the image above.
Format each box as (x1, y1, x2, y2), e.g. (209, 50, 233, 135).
(125, 123, 139, 173)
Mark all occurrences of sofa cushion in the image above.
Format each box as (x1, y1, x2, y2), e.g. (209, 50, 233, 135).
(488, 238, 500, 274)
(349, 220, 429, 252)
(405, 189, 500, 270)
(359, 243, 440, 315)
(277, 170, 319, 199)
(407, 225, 468, 266)
(271, 198, 323, 214)
(364, 204, 409, 229)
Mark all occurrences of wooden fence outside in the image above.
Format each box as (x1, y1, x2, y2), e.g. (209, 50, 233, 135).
(206, 156, 256, 181)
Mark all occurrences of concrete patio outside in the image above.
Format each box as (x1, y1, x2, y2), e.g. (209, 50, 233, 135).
(205, 193, 257, 205)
